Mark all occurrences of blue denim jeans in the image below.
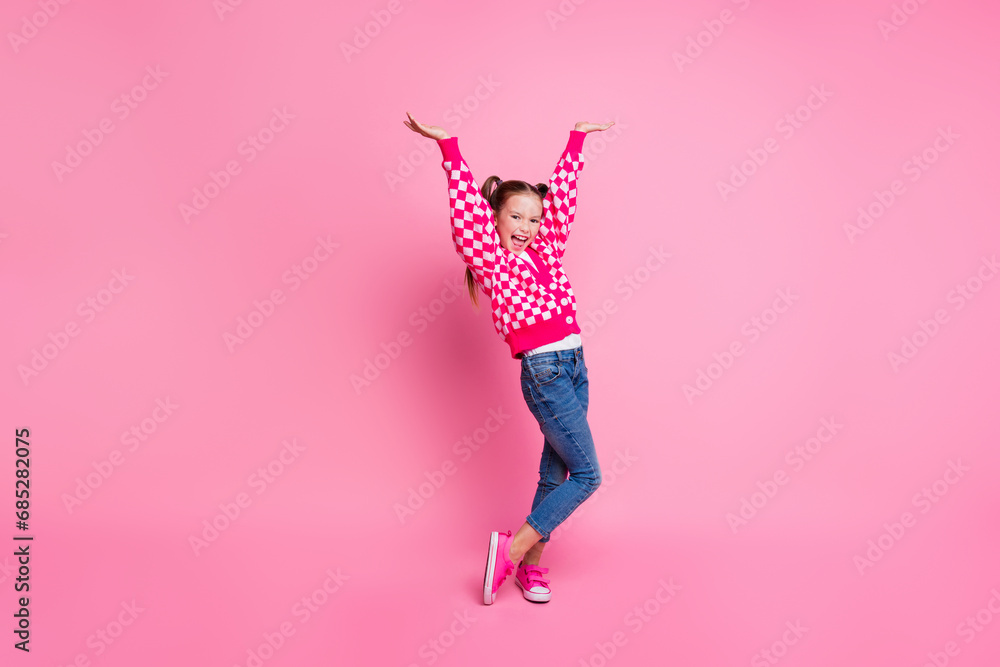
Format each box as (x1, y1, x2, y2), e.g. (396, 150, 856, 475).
(519, 346, 602, 542)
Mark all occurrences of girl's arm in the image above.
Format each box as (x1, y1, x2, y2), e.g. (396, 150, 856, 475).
(536, 130, 586, 261)
(403, 112, 497, 292)
(437, 136, 499, 292)
(536, 121, 614, 260)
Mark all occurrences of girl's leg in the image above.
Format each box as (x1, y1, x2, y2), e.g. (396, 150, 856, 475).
(518, 348, 601, 549)
(508, 522, 543, 564)
(531, 437, 569, 517)
(515, 351, 590, 567)
(524, 436, 567, 565)
(522, 539, 546, 565)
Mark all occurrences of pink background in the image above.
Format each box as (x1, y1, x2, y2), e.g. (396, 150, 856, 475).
(3, 0, 999, 665)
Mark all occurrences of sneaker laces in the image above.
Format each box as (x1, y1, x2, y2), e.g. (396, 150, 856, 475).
(521, 564, 550, 589)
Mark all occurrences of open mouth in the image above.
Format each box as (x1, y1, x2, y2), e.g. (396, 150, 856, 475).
(511, 234, 528, 249)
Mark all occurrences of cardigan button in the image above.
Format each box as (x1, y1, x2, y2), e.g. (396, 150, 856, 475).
(560, 298, 568, 305)
(549, 282, 558, 290)
(565, 315, 573, 324)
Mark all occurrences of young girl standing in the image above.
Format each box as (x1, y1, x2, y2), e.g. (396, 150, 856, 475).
(403, 111, 614, 605)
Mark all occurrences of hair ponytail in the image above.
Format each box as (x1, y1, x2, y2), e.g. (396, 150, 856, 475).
(462, 176, 548, 309)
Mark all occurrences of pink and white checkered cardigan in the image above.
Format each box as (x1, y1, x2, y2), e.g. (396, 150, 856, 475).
(437, 131, 587, 359)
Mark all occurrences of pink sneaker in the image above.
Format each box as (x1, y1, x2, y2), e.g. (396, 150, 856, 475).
(515, 563, 551, 602)
(483, 530, 516, 605)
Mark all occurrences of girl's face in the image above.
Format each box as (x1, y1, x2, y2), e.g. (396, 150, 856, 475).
(495, 194, 543, 255)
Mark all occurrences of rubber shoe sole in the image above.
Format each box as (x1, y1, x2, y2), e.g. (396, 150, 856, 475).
(483, 531, 499, 605)
(515, 575, 552, 603)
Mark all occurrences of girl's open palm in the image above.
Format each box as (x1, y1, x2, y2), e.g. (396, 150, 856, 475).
(403, 111, 450, 140)
(574, 121, 615, 133)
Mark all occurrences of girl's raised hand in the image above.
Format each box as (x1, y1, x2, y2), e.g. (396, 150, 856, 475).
(574, 121, 615, 133)
(403, 111, 450, 140)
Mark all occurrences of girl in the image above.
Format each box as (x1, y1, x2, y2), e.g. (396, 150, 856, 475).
(403, 111, 614, 605)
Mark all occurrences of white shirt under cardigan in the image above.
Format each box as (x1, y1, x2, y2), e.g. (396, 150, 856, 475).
(516, 250, 582, 357)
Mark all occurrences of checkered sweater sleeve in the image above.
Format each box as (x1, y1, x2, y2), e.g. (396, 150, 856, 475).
(437, 137, 498, 294)
(537, 130, 587, 260)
